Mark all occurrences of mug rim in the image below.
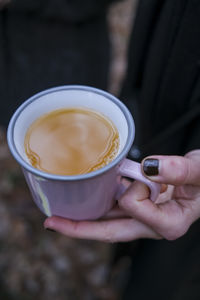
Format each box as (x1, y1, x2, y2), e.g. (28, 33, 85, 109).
(7, 85, 135, 181)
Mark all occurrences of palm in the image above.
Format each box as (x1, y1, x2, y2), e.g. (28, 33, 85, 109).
(147, 183, 200, 239)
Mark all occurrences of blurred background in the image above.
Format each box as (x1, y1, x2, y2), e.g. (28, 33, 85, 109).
(0, 0, 137, 299)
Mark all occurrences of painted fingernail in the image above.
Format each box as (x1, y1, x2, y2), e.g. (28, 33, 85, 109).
(143, 158, 159, 176)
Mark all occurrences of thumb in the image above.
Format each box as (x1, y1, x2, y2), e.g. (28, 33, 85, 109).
(141, 151, 200, 186)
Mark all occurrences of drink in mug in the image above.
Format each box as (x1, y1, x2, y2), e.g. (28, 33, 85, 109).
(24, 108, 119, 176)
(7, 85, 161, 220)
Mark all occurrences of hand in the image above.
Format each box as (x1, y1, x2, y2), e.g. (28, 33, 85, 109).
(44, 150, 200, 243)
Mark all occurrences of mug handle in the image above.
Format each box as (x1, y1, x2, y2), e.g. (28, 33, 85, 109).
(117, 158, 161, 202)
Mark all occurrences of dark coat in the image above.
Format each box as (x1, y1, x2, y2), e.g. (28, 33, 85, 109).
(0, 0, 116, 126)
(117, 1, 200, 299)
(121, 0, 200, 159)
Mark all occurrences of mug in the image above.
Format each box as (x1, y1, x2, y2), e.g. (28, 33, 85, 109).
(7, 85, 161, 220)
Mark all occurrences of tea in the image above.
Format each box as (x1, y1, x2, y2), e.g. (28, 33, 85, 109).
(24, 108, 119, 175)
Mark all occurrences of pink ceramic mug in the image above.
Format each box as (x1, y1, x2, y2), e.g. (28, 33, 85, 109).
(7, 85, 161, 220)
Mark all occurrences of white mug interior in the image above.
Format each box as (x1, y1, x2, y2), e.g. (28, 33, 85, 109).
(13, 86, 134, 169)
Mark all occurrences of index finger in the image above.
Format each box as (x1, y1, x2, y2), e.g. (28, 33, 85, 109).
(142, 153, 200, 186)
(44, 216, 161, 242)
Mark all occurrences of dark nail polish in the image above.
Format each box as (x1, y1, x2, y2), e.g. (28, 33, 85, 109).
(143, 159, 159, 176)
(45, 228, 56, 232)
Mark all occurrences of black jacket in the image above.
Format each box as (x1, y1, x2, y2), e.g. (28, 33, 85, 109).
(121, 0, 200, 159)
(118, 1, 200, 299)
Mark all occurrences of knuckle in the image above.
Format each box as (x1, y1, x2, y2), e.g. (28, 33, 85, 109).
(161, 219, 189, 241)
(71, 220, 82, 233)
(119, 194, 132, 211)
(169, 157, 189, 184)
(102, 223, 115, 243)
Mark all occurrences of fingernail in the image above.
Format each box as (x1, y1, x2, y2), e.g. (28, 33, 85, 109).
(45, 228, 56, 232)
(143, 158, 159, 176)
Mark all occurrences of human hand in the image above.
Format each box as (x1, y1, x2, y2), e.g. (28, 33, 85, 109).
(44, 150, 200, 242)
